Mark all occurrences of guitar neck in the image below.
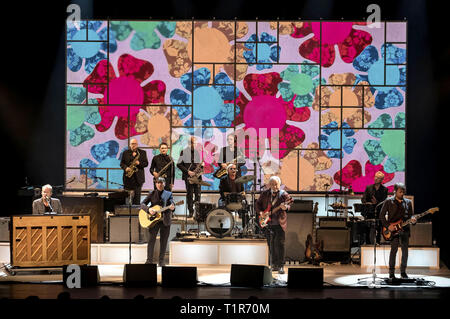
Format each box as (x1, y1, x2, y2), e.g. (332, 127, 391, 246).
(402, 211, 430, 227)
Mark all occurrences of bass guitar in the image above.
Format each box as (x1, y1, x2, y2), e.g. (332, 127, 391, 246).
(381, 207, 439, 241)
(305, 202, 322, 263)
(139, 200, 184, 229)
(258, 198, 293, 228)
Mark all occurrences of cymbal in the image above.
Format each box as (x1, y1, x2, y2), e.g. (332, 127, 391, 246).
(235, 175, 255, 184)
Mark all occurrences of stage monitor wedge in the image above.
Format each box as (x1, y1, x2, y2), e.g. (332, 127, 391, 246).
(123, 264, 157, 287)
(230, 264, 273, 287)
(162, 266, 198, 287)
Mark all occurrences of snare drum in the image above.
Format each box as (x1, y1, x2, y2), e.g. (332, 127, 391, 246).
(225, 193, 245, 211)
(205, 208, 235, 238)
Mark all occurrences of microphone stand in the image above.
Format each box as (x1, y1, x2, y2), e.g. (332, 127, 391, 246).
(357, 201, 385, 288)
(98, 177, 133, 264)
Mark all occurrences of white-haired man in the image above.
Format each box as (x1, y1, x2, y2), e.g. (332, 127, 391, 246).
(32, 184, 63, 214)
(362, 171, 389, 244)
(255, 175, 292, 274)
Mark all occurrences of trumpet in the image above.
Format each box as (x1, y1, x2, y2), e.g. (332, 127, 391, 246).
(125, 150, 140, 178)
(155, 159, 173, 179)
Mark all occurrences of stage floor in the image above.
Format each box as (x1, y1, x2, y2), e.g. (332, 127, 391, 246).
(1, 262, 449, 300)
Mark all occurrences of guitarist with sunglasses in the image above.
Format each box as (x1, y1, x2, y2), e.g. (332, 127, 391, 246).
(379, 183, 416, 280)
(256, 176, 292, 274)
(141, 177, 175, 266)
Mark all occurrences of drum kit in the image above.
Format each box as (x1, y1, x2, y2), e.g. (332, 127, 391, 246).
(192, 174, 261, 238)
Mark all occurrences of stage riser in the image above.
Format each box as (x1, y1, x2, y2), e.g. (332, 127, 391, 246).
(361, 245, 439, 269)
(0, 243, 440, 268)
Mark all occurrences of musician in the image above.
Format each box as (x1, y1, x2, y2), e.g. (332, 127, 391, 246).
(120, 138, 149, 205)
(362, 171, 389, 244)
(218, 163, 243, 207)
(255, 176, 291, 274)
(177, 136, 203, 218)
(218, 134, 245, 177)
(32, 184, 63, 214)
(379, 183, 416, 279)
(141, 177, 175, 266)
(150, 142, 174, 191)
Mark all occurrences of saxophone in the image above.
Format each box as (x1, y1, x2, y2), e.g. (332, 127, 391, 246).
(125, 150, 140, 178)
(187, 162, 204, 184)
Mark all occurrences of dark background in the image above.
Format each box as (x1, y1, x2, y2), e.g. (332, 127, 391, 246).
(0, 0, 446, 264)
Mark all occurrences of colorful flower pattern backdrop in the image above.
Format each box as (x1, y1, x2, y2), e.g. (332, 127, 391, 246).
(66, 20, 406, 192)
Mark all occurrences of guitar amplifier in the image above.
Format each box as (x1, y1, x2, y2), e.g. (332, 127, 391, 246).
(319, 217, 347, 228)
(114, 205, 141, 216)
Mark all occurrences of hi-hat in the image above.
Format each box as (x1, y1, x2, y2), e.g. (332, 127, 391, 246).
(235, 175, 255, 184)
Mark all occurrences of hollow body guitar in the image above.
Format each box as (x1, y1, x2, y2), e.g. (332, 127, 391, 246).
(139, 200, 184, 228)
(381, 207, 439, 241)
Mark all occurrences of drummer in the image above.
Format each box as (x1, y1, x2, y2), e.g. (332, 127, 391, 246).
(218, 163, 243, 207)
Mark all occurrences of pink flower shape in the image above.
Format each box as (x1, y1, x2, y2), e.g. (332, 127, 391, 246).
(333, 159, 395, 192)
(291, 22, 372, 68)
(233, 72, 310, 159)
(83, 54, 166, 139)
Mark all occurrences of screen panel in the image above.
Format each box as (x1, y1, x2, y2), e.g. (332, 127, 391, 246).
(66, 20, 407, 192)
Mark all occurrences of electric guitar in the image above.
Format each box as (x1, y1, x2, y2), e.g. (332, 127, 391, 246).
(381, 207, 439, 241)
(258, 198, 293, 228)
(139, 200, 184, 229)
(305, 202, 322, 263)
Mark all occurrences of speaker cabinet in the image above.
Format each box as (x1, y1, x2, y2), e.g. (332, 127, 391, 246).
(285, 212, 313, 261)
(316, 228, 350, 252)
(162, 266, 197, 287)
(109, 216, 145, 243)
(63, 265, 99, 288)
(0, 218, 10, 242)
(410, 222, 432, 246)
(230, 264, 273, 287)
(288, 267, 323, 289)
(123, 264, 157, 287)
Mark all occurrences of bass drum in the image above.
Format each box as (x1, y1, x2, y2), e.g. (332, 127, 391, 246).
(205, 208, 235, 238)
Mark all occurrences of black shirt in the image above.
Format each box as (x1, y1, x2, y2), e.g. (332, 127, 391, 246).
(150, 189, 164, 207)
(379, 196, 414, 230)
(150, 154, 175, 184)
(362, 184, 388, 205)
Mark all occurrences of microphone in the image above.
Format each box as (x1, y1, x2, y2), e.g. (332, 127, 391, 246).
(66, 176, 76, 184)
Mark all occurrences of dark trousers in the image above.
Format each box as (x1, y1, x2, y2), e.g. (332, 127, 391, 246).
(125, 186, 142, 205)
(265, 225, 285, 268)
(146, 222, 171, 265)
(389, 230, 410, 274)
(184, 180, 200, 216)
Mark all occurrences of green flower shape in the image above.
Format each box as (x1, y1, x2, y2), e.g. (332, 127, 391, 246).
(110, 21, 176, 50)
(364, 112, 405, 173)
(278, 64, 325, 108)
(67, 86, 101, 146)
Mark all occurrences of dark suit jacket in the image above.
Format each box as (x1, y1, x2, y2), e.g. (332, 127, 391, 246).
(120, 148, 148, 188)
(362, 184, 388, 205)
(32, 198, 63, 215)
(177, 147, 202, 181)
(150, 154, 175, 185)
(141, 190, 174, 226)
(255, 189, 291, 232)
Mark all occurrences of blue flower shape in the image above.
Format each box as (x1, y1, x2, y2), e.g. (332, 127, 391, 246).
(67, 21, 117, 74)
(319, 121, 357, 159)
(170, 68, 239, 131)
(353, 44, 406, 109)
(79, 140, 123, 189)
(243, 33, 281, 70)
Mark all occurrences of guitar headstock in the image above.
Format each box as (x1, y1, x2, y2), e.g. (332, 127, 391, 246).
(428, 207, 439, 214)
(314, 202, 318, 214)
(176, 200, 185, 205)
